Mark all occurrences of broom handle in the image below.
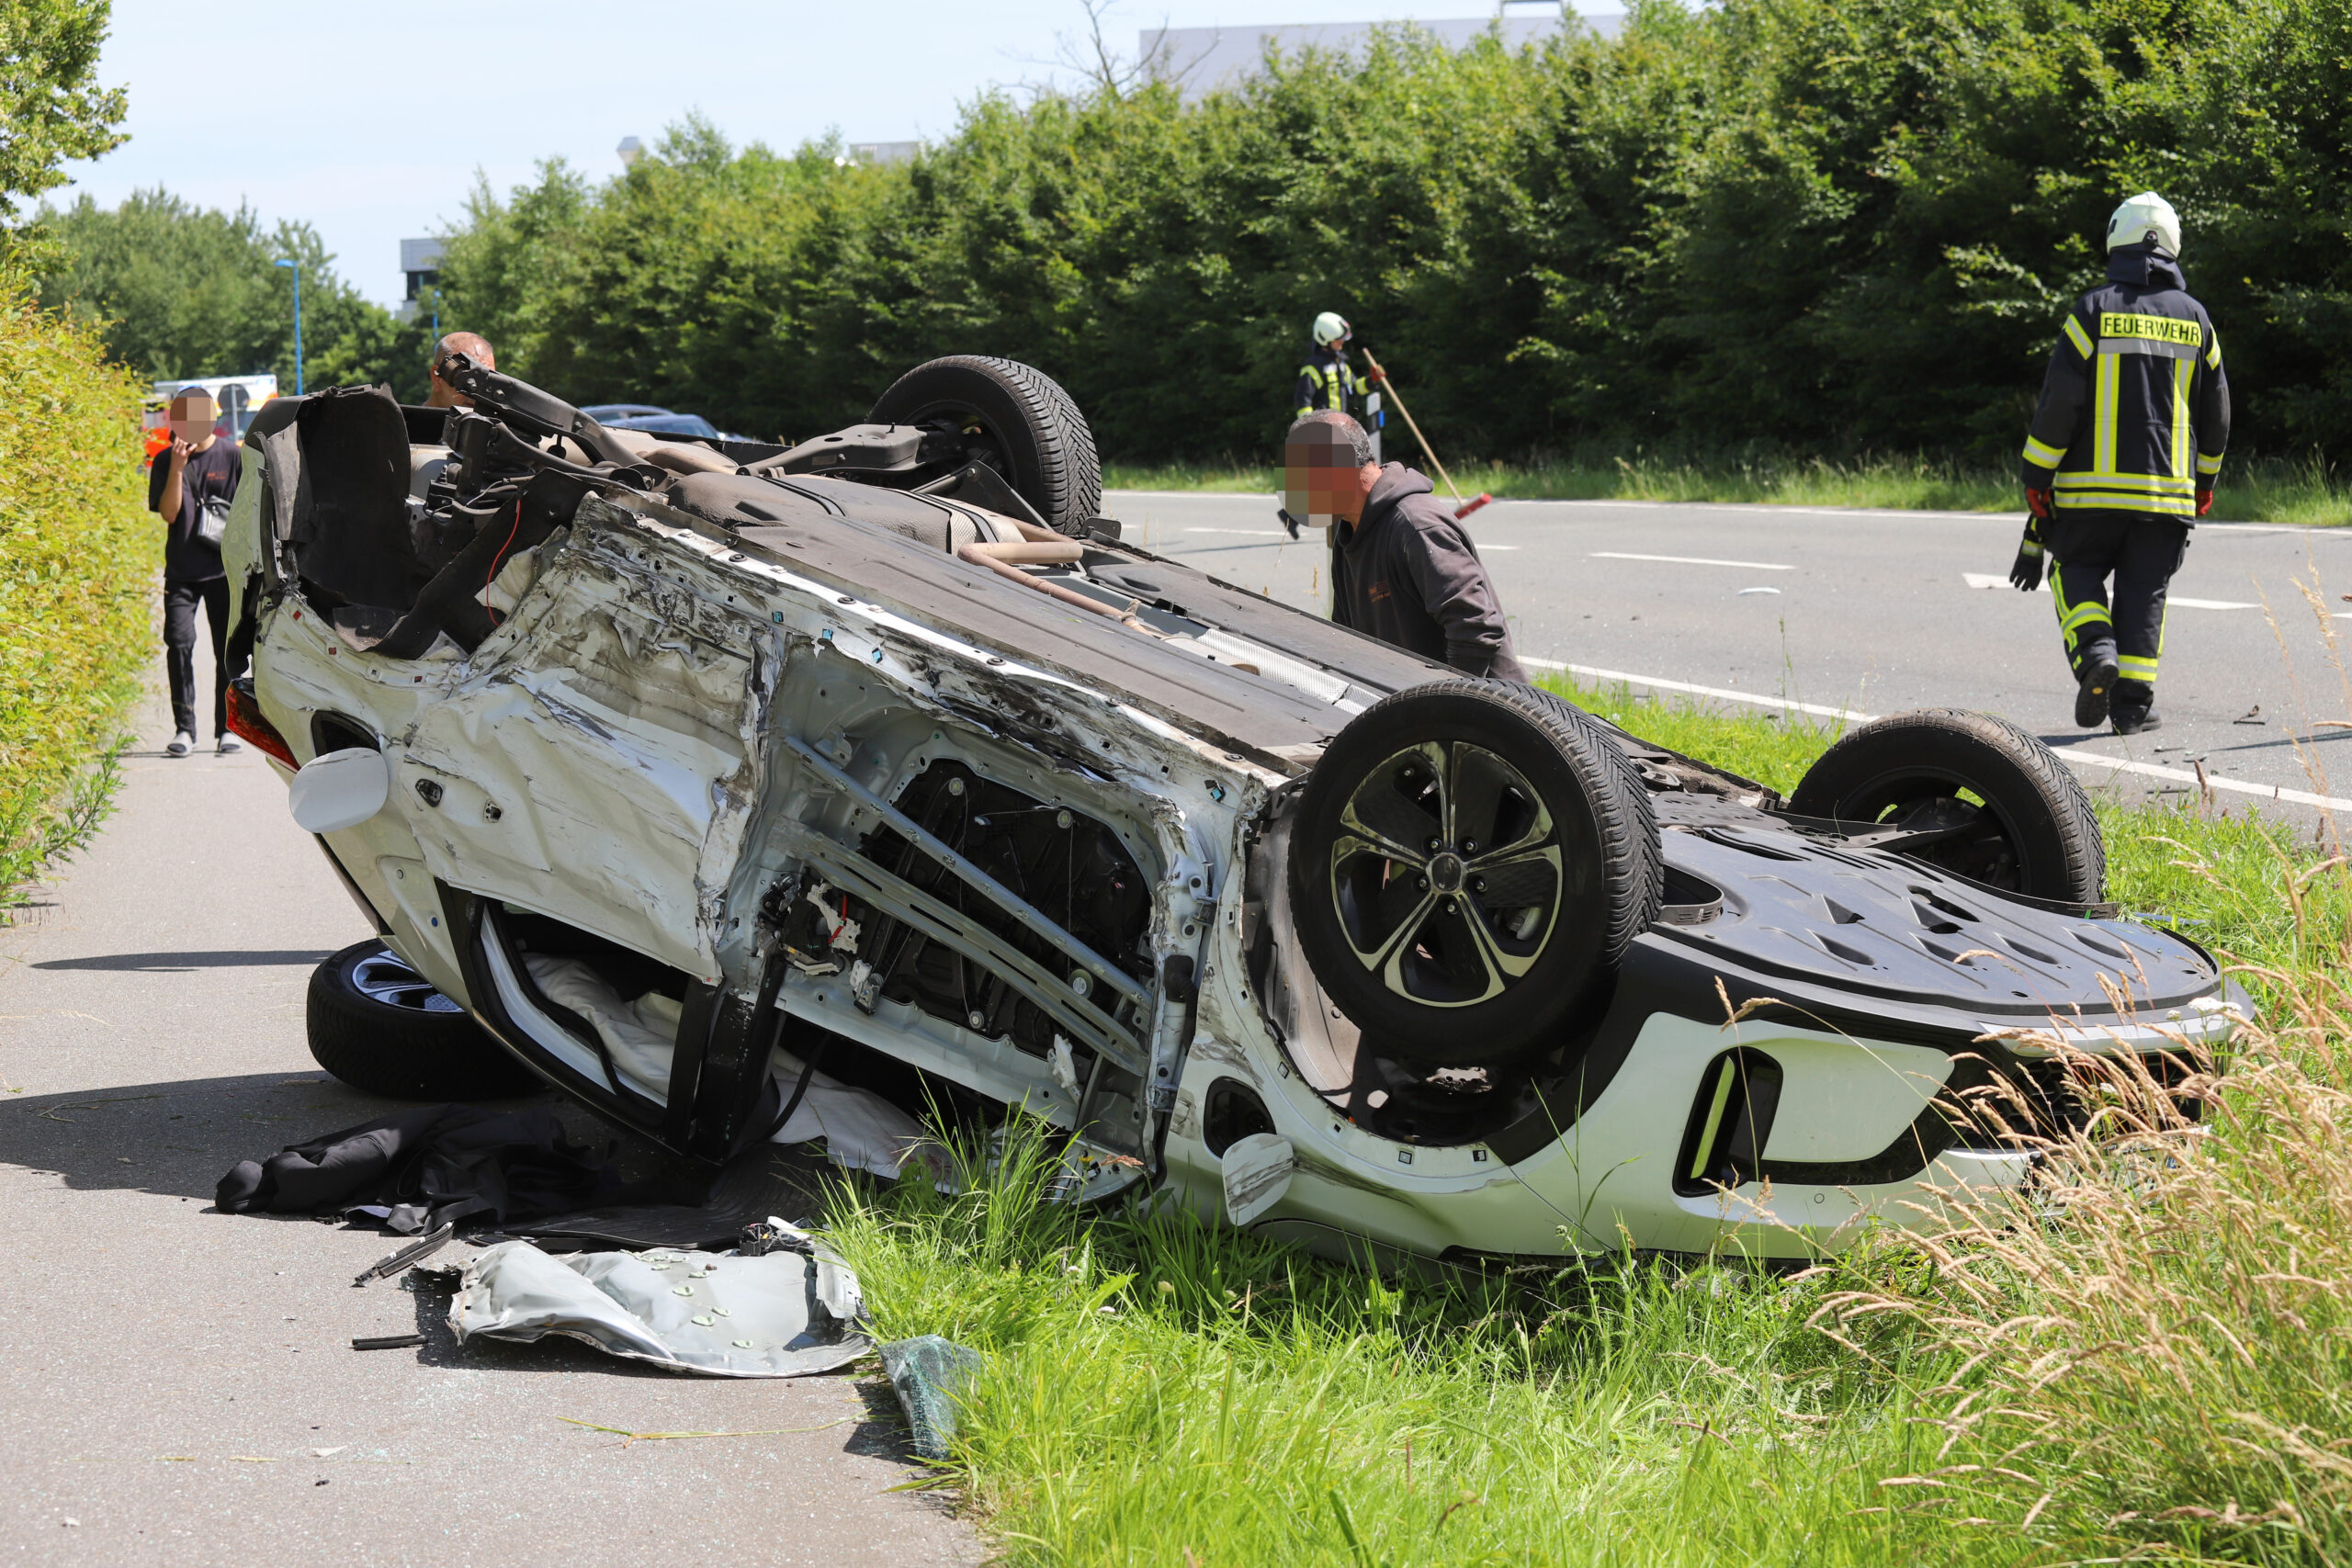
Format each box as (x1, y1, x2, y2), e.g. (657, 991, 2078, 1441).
(1359, 349, 1463, 502)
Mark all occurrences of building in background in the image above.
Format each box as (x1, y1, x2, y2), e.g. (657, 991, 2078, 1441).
(398, 239, 443, 324)
(1142, 10, 1623, 97)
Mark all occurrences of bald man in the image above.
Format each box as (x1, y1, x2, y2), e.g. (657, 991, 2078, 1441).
(425, 331, 495, 408)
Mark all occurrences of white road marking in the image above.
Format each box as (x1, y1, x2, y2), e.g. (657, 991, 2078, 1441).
(1959, 572, 2256, 609)
(1521, 657, 2352, 813)
(1173, 527, 1517, 548)
(1592, 552, 1793, 570)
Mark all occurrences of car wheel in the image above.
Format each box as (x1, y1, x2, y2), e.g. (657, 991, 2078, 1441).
(1287, 680, 1663, 1067)
(1784, 708, 2105, 904)
(869, 355, 1102, 534)
(307, 940, 541, 1100)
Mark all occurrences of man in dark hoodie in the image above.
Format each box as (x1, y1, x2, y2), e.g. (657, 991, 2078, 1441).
(2010, 192, 2230, 736)
(1283, 411, 1524, 682)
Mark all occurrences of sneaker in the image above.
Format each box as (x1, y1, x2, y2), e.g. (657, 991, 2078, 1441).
(2112, 705, 2161, 736)
(2074, 656, 2119, 729)
(216, 735, 243, 756)
(165, 731, 193, 758)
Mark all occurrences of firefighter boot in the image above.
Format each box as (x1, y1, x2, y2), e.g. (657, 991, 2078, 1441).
(2075, 654, 2120, 729)
(2111, 679, 2160, 736)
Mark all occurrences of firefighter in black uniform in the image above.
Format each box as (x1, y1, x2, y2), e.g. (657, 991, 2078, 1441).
(1295, 311, 1360, 424)
(2010, 192, 2230, 736)
(1284, 311, 1385, 544)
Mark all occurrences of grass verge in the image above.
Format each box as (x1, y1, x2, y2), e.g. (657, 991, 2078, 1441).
(1104, 450, 2350, 525)
(0, 286, 154, 910)
(825, 672, 2346, 1563)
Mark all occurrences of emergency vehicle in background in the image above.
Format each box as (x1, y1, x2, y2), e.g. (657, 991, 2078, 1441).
(141, 374, 280, 465)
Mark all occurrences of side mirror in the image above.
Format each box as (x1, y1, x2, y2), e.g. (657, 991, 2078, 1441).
(288, 746, 390, 834)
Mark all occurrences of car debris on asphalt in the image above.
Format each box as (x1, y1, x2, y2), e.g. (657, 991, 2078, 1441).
(449, 1218, 868, 1378)
(878, 1336, 982, 1461)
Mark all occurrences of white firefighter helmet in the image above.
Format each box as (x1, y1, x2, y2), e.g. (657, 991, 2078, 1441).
(1312, 310, 1351, 347)
(2107, 191, 2181, 256)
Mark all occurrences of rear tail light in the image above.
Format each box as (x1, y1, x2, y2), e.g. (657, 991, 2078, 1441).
(226, 679, 298, 767)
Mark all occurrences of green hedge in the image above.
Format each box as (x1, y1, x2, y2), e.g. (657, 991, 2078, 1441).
(0, 285, 153, 900)
(438, 0, 2352, 474)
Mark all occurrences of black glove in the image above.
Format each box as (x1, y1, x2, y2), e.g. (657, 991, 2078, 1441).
(2008, 521, 2045, 592)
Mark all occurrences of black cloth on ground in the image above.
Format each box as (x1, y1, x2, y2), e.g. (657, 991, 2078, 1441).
(215, 1104, 625, 1235)
(147, 439, 242, 582)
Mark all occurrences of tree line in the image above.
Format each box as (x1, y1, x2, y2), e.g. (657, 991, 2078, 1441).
(34, 0, 2352, 467)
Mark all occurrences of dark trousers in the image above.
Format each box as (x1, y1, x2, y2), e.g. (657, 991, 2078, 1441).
(2048, 513, 2189, 710)
(162, 577, 251, 739)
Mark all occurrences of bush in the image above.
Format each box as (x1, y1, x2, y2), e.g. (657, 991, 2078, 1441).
(435, 0, 2352, 479)
(0, 284, 153, 900)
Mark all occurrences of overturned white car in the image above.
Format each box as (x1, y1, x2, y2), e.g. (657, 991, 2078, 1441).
(223, 353, 2242, 1264)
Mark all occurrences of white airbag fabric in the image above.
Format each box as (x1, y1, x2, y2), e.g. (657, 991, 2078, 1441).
(519, 955, 933, 1179)
(451, 1235, 870, 1377)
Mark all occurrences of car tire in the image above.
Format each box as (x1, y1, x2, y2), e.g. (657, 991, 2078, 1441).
(1784, 708, 2105, 905)
(868, 355, 1102, 534)
(307, 940, 540, 1100)
(1287, 680, 1663, 1066)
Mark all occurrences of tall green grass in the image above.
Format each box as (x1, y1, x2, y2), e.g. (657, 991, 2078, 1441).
(824, 673, 2344, 1564)
(0, 286, 153, 908)
(1106, 451, 2349, 525)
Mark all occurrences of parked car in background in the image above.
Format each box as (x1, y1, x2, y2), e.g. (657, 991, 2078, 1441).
(578, 403, 752, 444)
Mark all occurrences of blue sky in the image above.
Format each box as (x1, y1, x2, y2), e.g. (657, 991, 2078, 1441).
(68, 1, 1611, 307)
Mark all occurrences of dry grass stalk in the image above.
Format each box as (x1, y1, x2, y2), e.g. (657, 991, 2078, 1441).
(1817, 991, 2352, 1560)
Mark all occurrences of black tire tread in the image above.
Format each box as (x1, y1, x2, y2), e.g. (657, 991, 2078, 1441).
(1526, 685, 1668, 964)
(1788, 707, 2105, 901)
(869, 355, 1102, 532)
(307, 940, 539, 1101)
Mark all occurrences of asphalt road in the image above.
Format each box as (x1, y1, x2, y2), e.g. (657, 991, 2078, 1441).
(1111, 490, 2352, 818)
(0, 671, 977, 1563)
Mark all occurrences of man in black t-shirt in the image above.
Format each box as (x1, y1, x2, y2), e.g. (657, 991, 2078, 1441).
(146, 388, 251, 756)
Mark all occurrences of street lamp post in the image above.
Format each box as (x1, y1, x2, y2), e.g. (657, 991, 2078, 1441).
(273, 258, 303, 395)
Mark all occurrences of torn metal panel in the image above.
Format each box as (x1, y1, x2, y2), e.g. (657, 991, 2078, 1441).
(401, 527, 770, 979)
(452, 1235, 869, 1377)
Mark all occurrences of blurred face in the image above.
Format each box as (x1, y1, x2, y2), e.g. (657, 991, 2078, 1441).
(168, 393, 219, 443)
(1284, 423, 1370, 527)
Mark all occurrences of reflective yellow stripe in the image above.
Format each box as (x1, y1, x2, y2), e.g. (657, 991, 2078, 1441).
(2094, 350, 2119, 475)
(2197, 451, 2224, 477)
(2204, 327, 2222, 370)
(2171, 357, 2191, 479)
(2118, 654, 2159, 682)
(2052, 491, 2197, 516)
(2022, 434, 2066, 468)
(2063, 316, 2094, 358)
(2052, 471, 2196, 496)
(2050, 562, 2111, 654)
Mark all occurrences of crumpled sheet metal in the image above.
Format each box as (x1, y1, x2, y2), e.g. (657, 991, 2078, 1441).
(451, 1235, 870, 1377)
